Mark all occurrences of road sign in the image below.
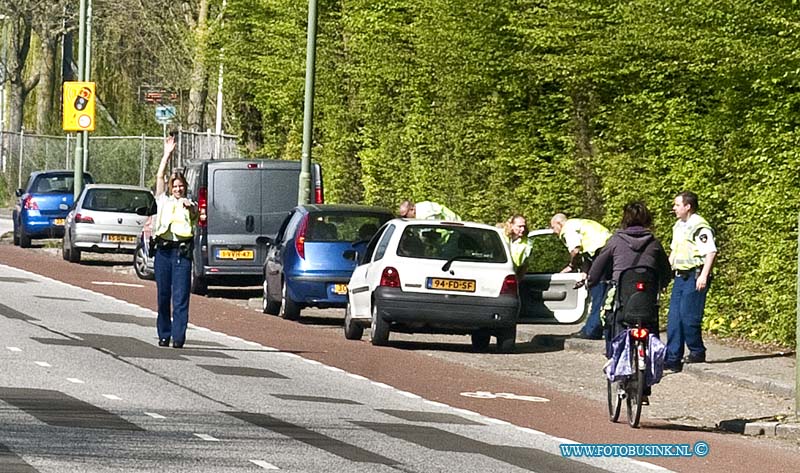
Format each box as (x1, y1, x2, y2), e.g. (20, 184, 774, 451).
(62, 82, 96, 132)
(155, 105, 177, 124)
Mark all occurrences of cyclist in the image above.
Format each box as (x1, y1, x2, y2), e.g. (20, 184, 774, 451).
(587, 201, 671, 402)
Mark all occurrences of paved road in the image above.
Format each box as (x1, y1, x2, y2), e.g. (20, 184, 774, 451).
(0, 242, 798, 472)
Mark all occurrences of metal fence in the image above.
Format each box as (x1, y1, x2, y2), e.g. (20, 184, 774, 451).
(0, 130, 240, 202)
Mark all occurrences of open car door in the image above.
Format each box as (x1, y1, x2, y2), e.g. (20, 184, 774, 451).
(517, 229, 589, 324)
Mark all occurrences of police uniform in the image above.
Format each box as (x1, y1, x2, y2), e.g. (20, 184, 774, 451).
(560, 219, 612, 339)
(507, 234, 533, 274)
(413, 201, 461, 221)
(153, 194, 197, 348)
(665, 213, 716, 367)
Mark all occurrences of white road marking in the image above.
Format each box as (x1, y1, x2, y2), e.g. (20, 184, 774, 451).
(34, 361, 51, 367)
(303, 358, 321, 365)
(91, 281, 144, 288)
(324, 366, 344, 373)
(372, 382, 392, 389)
(249, 460, 280, 470)
(194, 433, 220, 442)
(484, 418, 512, 426)
(66, 378, 85, 384)
(397, 390, 422, 399)
(6, 347, 22, 352)
(630, 459, 671, 471)
(102, 394, 122, 400)
(145, 412, 166, 419)
(347, 373, 368, 381)
(460, 391, 549, 402)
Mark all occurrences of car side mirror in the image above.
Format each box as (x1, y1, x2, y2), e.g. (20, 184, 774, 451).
(343, 249, 358, 261)
(15, 188, 23, 197)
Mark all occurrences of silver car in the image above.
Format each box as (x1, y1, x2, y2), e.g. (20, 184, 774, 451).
(62, 184, 154, 263)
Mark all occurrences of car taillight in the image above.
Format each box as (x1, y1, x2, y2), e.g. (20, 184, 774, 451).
(631, 328, 649, 340)
(295, 214, 309, 259)
(23, 196, 39, 210)
(75, 213, 94, 224)
(314, 186, 324, 204)
(197, 187, 208, 228)
(500, 274, 518, 295)
(380, 267, 401, 288)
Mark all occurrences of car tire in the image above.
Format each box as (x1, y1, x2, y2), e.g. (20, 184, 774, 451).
(191, 270, 209, 296)
(471, 329, 491, 352)
(369, 303, 390, 346)
(133, 242, 154, 280)
(19, 228, 32, 248)
(12, 221, 20, 246)
(495, 327, 517, 354)
(344, 302, 364, 340)
(262, 276, 280, 315)
(67, 244, 81, 263)
(61, 238, 70, 261)
(279, 280, 300, 320)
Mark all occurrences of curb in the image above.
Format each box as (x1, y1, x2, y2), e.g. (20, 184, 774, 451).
(718, 419, 800, 441)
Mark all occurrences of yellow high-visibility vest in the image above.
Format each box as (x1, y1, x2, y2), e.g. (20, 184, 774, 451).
(153, 196, 195, 240)
(560, 218, 611, 256)
(671, 215, 712, 270)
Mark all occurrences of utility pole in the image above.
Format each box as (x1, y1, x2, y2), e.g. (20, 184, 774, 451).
(82, 0, 93, 172)
(72, 0, 88, 199)
(213, 0, 227, 160)
(298, 0, 318, 205)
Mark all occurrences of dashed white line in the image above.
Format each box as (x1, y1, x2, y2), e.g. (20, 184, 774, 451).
(34, 361, 51, 367)
(194, 433, 220, 442)
(249, 459, 280, 470)
(145, 412, 166, 419)
(102, 394, 122, 400)
(6, 347, 22, 352)
(91, 281, 144, 288)
(66, 378, 85, 384)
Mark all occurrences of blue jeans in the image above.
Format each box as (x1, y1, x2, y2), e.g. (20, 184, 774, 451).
(666, 272, 709, 365)
(155, 247, 192, 343)
(581, 281, 608, 339)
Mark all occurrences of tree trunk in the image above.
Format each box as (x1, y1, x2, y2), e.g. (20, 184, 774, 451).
(6, 15, 37, 133)
(187, 0, 209, 132)
(35, 38, 58, 134)
(571, 87, 604, 219)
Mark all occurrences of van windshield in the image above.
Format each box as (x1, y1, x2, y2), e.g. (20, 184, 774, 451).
(306, 212, 391, 243)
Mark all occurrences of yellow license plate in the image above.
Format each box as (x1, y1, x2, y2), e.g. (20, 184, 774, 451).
(333, 283, 348, 295)
(217, 249, 254, 260)
(54, 218, 65, 226)
(427, 277, 476, 292)
(105, 234, 135, 243)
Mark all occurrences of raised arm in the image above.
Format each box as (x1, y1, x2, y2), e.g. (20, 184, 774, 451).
(155, 136, 176, 197)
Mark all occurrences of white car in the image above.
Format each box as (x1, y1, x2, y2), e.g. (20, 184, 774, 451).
(343, 219, 521, 352)
(62, 184, 154, 263)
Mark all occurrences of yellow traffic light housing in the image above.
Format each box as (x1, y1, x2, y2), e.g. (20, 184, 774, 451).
(63, 82, 96, 132)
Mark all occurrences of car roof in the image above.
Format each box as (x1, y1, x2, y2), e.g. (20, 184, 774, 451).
(389, 218, 501, 232)
(299, 204, 393, 214)
(83, 184, 152, 192)
(29, 170, 90, 177)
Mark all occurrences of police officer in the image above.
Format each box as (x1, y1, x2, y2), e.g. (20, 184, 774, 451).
(505, 214, 533, 278)
(153, 136, 198, 348)
(398, 200, 461, 221)
(550, 213, 612, 340)
(665, 191, 717, 371)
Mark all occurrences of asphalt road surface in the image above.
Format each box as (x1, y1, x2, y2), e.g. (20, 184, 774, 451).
(0, 235, 798, 472)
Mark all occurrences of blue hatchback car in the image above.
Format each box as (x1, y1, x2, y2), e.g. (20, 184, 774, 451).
(262, 204, 394, 320)
(13, 170, 94, 247)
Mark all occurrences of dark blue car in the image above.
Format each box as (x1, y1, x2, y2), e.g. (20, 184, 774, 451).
(13, 170, 94, 247)
(262, 204, 394, 320)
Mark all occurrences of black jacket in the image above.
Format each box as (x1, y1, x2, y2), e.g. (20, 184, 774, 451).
(588, 226, 671, 290)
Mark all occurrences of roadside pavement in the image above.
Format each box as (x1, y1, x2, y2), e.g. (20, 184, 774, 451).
(514, 323, 800, 441)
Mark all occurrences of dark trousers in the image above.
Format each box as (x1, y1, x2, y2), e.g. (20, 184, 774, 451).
(581, 281, 608, 338)
(155, 247, 192, 343)
(666, 272, 709, 365)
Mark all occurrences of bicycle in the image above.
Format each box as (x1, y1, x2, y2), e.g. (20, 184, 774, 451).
(604, 266, 663, 428)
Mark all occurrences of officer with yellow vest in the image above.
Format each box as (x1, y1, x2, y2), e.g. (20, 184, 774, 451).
(665, 191, 717, 371)
(153, 136, 198, 349)
(505, 214, 533, 278)
(550, 213, 612, 339)
(398, 200, 461, 221)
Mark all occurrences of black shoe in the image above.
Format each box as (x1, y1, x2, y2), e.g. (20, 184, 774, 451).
(158, 338, 170, 347)
(663, 362, 683, 373)
(172, 341, 184, 349)
(683, 353, 706, 364)
(640, 395, 650, 406)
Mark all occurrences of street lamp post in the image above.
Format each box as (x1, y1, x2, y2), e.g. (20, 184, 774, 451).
(298, 0, 318, 205)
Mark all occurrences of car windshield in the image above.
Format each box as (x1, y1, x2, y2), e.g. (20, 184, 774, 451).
(305, 212, 391, 242)
(83, 189, 154, 213)
(32, 174, 88, 194)
(397, 224, 508, 263)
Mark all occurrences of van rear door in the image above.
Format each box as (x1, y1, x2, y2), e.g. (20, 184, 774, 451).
(261, 163, 303, 238)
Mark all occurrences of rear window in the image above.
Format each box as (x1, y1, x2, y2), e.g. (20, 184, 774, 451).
(31, 173, 92, 194)
(306, 212, 392, 243)
(83, 189, 154, 213)
(397, 224, 508, 263)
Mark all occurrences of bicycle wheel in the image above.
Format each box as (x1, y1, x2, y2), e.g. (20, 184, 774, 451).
(625, 346, 646, 428)
(607, 379, 622, 422)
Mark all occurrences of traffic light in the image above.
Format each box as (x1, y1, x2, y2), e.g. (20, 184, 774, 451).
(63, 82, 96, 132)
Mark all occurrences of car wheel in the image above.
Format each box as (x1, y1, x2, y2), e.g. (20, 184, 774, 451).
(191, 269, 208, 296)
(133, 243, 154, 280)
(495, 327, 517, 354)
(279, 280, 300, 320)
(12, 221, 20, 246)
(344, 302, 364, 340)
(19, 228, 32, 248)
(471, 329, 491, 352)
(262, 276, 280, 315)
(369, 303, 390, 346)
(61, 237, 70, 261)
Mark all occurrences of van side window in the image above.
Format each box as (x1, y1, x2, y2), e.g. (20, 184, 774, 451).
(373, 224, 396, 262)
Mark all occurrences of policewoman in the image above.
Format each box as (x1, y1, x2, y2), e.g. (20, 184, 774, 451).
(153, 136, 198, 348)
(550, 213, 612, 340)
(505, 214, 533, 278)
(665, 191, 717, 371)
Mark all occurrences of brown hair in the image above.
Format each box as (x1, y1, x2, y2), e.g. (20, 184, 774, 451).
(621, 201, 653, 229)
